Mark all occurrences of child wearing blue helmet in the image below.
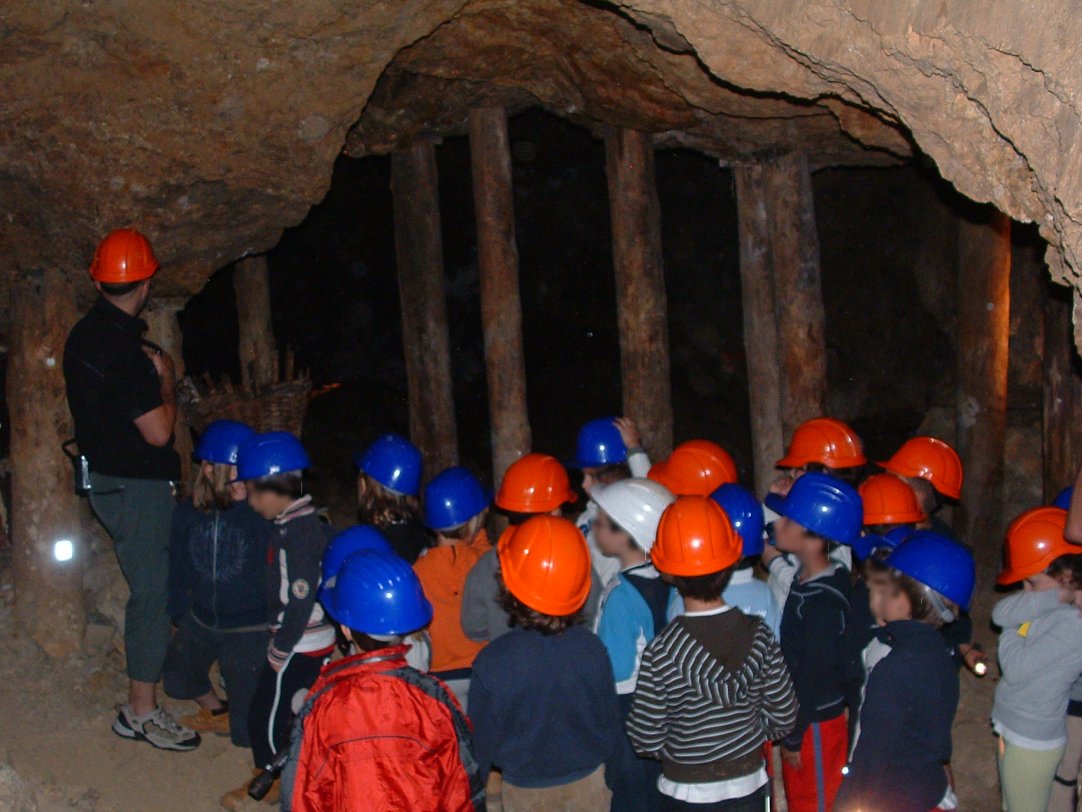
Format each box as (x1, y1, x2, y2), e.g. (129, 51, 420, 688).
(287, 549, 484, 811)
(837, 531, 975, 812)
(355, 432, 431, 563)
(163, 420, 270, 746)
(222, 431, 334, 810)
(415, 466, 493, 711)
(712, 483, 780, 638)
(766, 471, 861, 812)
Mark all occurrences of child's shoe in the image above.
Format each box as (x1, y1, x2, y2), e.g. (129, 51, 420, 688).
(180, 704, 230, 735)
(112, 704, 201, 752)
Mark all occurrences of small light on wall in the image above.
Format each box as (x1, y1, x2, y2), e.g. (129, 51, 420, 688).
(53, 539, 74, 562)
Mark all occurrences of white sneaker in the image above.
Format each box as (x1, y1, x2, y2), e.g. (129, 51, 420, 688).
(112, 704, 201, 752)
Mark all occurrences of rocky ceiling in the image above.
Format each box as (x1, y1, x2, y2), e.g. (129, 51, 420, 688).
(2, 0, 1081, 340)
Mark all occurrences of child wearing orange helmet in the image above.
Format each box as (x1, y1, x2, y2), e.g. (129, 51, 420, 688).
(877, 435, 963, 535)
(993, 507, 1082, 812)
(628, 496, 797, 810)
(469, 516, 621, 810)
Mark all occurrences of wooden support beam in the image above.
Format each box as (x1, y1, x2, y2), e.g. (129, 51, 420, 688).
(145, 297, 193, 489)
(1043, 285, 1082, 500)
(392, 141, 459, 476)
(233, 255, 277, 391)
(604, 127, 674, 458)
(956, 207, 1011, 617)
(763, 152, 826, 438)
(469, 107, 531, 484)
(733, 162, 785, 493)
(10, 270, 85, 657)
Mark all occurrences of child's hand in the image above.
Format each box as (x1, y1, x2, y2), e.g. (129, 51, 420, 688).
(614, 417, 642, 450)
(781, 747, 803, 770)
(761, 544, 781, 566)
(768, 474, 794, 497)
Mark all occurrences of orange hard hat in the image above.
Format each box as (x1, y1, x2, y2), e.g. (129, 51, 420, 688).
(494, 453, 576, 514)
(878, 436, 964, 501)
(999, 507, 1076, 585)
(648, 440, 738, 497)
(651, 495, 742, 577)
(859, 474, 927, 526)
(497, 515, 591, 616)
(776, 417, 866, 470)
(89, 228, 159, 284)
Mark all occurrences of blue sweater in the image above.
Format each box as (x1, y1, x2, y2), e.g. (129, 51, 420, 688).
(779, 564, 851, 749)
(836, 620, 956, 811)
(168, 499, 271, 629)
(595, 564, 671, 694)
(468, 625, 622, 787)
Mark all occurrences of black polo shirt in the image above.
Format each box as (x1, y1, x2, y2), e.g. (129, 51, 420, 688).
(63, 297, 181, 481)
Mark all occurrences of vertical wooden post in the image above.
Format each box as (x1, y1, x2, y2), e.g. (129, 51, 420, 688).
(469, 107, 531, 484)
(733, 162, 785, 493)
(145, 297, 192, 488)
(1043, 285, 1082, 500)
(233, 255, 277, 390)
(956, 207, 1011, 615)
(604, 128, 674, 458)
(763, 152, 827, 437)
(10, 270, 85, 657)
(392, 141, 459, 475)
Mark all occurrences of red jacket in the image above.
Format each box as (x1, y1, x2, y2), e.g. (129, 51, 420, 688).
(291, 647, 481, 812)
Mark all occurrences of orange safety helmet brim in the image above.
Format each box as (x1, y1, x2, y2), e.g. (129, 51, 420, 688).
(998, 506, 1076, 585)
(776, 417, 867, 470)
(647, 440, 738, 497)
(494, 453, 577, 514)
(497, 516, 592, 616)
(859, 473, 927, 526)
(878, 436, 964, 501)
(651, 495, 742, 577)
(89, 228, 160, 284)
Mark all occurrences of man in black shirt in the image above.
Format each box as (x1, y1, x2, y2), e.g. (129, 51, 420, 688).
(64, 228, 198, 751)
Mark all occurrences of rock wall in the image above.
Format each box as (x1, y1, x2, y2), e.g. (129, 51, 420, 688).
(4, 0, 1082, 344)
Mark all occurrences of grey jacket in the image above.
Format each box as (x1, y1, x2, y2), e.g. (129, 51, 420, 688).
(460, 547, 603, 642)
(992, 588, 1082, 743)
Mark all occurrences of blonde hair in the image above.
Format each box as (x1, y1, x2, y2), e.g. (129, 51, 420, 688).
(192, 463, 236, 512)
(357, 472, 420, 526)
(438, 511, 489, 543)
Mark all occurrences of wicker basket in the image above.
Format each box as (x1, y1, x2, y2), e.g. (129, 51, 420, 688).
(179, 353, 313, 437)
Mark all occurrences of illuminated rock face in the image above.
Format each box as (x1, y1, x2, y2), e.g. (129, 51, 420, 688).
(3, 0, 1080, 337)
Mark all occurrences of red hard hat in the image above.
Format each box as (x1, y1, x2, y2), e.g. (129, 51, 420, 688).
(859, 474, 927, 526)
(648, 440, 738, 497)
(651, 495, 742, 577)
(878, 437, 964, 501)
(998, 507, 1075, 585)
(494, 453, 576, 514)
(776, 417, 866, 470)
(497, 515, 591, 616)
(89, 228, 159, 283)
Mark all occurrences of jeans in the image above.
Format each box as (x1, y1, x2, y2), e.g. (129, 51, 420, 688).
(249, 653, 326, 769)
(89, 474, 175, 683)
(162, 611, 266, 747)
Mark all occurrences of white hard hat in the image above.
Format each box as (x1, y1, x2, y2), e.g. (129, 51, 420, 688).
(592, 478, 676, 552)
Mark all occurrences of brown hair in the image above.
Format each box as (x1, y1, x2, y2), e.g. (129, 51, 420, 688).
(357, 472, 421, 526)
(1049, 553, 1082, 588)
(192, 462, 236, 512)
(804, 462, 864, 488)
(438, 511, 488, 542)
(589, 462, 632, 485)
(871, 568, 956, 628)
(497, 576, 581, 634)
(669, 568, 734, 602)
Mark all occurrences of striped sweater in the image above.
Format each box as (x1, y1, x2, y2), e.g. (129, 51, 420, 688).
(627, 607, 798, 784)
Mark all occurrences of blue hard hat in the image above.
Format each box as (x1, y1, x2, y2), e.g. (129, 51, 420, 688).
(353, 433, 423, 497)
(1054, 487, 1074, 511)
(322, 525, 394, 585)
(194, 420, 255, 465)
(236, 431, 310, 481)
(852, 525, 912, 561)
(570, 417, 628, 469)
(885, 530, 976, 611)
(710, 483, 765, 557)
(319, 549, 434, 636)
(764, 471, 863, 544)
(423, 466, 490, 531)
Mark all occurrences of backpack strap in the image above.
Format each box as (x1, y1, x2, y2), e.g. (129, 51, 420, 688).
(385, 667, 486, 812)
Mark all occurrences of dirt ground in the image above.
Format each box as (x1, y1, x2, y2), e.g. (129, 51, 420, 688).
(0, 565, 1006, 812)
